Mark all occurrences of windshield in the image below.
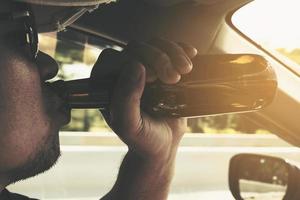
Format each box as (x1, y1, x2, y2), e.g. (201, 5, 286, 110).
(232, 0, 300, 71)
(39, 29, 272, 134)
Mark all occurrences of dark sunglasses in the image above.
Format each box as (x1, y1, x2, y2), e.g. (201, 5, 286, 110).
(0, 6, 38, 60)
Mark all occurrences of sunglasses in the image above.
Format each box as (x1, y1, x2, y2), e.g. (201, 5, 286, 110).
(0, 6, 38, 60)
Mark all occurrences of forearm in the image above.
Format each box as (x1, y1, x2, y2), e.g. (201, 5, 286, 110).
(101, 149, 177, 200)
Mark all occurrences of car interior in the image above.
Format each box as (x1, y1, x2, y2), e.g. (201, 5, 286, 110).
(7, 0, 300, 199)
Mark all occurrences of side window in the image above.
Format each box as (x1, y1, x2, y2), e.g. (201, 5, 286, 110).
(187, 114, 270, 134)
(40, 29, 271, 134)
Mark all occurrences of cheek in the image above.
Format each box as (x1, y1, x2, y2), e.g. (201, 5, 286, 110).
(2, 64, 51, 138)
(0, 53, 50, 129)
(0, 56, 55, 170)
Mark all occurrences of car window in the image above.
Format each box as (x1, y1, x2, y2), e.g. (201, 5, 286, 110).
(40, 29, 272, 134)
(232, 0, 300, 73)
(40, 30, 119, 132)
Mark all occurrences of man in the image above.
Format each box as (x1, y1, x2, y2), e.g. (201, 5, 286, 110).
(0, 0, 197, 199)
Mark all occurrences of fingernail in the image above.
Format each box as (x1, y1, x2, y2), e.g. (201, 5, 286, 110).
(185, 46, 198, 57)
(190, 47, 198, 56)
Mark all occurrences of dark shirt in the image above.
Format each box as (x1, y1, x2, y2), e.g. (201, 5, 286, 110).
(0, 189, 37, 200)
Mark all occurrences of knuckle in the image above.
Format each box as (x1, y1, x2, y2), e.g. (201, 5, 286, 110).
(170, 41, 182, 50)
(157, 52, 170, 63)
(154, 53, 171, 70)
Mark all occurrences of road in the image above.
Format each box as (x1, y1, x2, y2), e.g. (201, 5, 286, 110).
(7, 133, 300, 200)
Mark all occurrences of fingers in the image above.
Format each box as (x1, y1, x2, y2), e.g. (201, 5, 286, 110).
(109, 61, 146, 140)
(149, 38, 193, 74)
(91, 38, 197, 85)
(125, 41, 180, 84)
(123, 38, 198, 84)
(177, 42, 198, 58)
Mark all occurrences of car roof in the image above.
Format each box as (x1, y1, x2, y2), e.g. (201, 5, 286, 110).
(72, 0, 252, 54)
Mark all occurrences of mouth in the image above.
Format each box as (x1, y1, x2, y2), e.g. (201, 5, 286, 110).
(57, 102, 71, 125)
(44, 81, 71, 125)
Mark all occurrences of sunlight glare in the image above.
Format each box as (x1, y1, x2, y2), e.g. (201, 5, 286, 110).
(232, 0, 300, 50)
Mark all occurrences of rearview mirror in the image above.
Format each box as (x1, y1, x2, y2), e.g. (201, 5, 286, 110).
(50, 54, 278, 117)
(229, 153, 300, 200)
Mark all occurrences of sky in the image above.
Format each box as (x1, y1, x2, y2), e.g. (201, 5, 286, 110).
(232, 0, 300, 50)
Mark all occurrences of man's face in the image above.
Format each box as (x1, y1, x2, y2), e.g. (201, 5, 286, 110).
(0, 42, 70, 185)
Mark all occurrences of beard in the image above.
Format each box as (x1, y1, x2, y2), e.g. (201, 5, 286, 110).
(6, 128, 61, 184)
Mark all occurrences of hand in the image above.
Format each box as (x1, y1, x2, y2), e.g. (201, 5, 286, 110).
(92, 38, 198, 161)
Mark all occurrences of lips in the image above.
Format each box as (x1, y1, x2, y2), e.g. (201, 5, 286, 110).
(44, 81, 71, 125)
(57, 102, 71, 125)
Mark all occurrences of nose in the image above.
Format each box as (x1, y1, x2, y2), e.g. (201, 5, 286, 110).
(36, 51, 59, 81)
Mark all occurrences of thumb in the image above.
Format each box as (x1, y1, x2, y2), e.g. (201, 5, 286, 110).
(110, 61, 146, 138)
(91, 48, 122, 80)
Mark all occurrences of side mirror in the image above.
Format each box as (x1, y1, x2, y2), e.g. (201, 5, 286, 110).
(229, 153, 300, 200)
